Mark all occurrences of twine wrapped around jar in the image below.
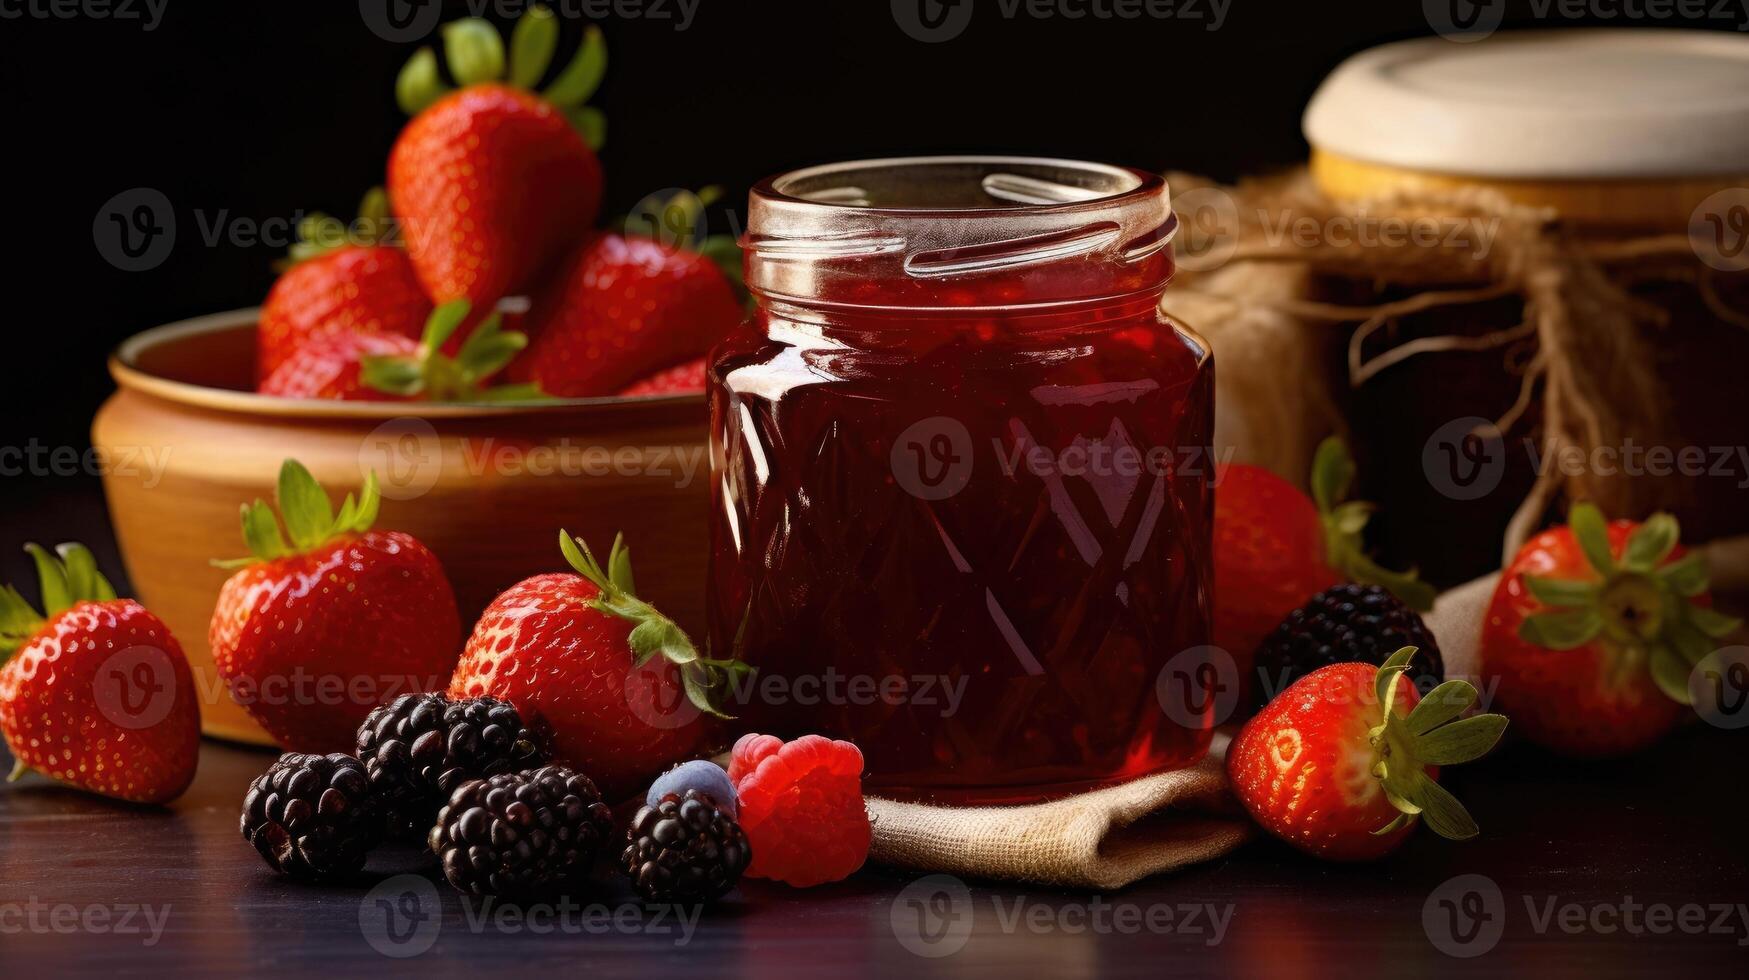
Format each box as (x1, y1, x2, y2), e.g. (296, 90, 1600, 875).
(1164, 169, 1748, 564)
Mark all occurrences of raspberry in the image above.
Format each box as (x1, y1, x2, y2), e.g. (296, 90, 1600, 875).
(727, 733, 870, 887)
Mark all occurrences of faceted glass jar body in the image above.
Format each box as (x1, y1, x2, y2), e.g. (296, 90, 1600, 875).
(708, 158, 1214, 803)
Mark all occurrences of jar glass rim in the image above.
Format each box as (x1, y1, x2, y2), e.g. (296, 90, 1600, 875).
(753, 155, 1167, 216)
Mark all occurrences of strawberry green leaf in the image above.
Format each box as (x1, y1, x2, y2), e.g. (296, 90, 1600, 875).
(1309, 436, 1352, 514)
(569, 107, 607, 151)
(0, 586, 45, 656)
(1413, 714, 1508, 765)
(444, 18, 506, 88)
(1524, 574, 1600, 609)
(1371, 812, 1417, 836)
(1648, 643, 1693, 704)
(277, 460, 334, 551)
(235, 500, 289, 564)
(1398, 768, 1480, 841)
(1519, 607, 1604, 650)
(23, 544, 70, 616)
(423, 299, 472, 351)
(1670, 617, 1716, 666)
(1312, 437, 1435, 612)
(607, 536, 636, 596)
(359, 356, 425, 396)
(509, 4, 559, 88)
(56, 543, 97, 603)
(681, 665, 734, 720)
(1404, 679, 1478, 735)
(1657, 553, 1710, 597)
(1344, 553, 1438, 612)
(629, 618, 698, 667)
(397, 46, 450, 116)
(1686, 603, 1743, 640)
(1374, 646, 1418, 706)
(1621, 513, 1680, 574)
(6, 758, 26, 783)
(543, 25, 606, 108)
(351, 472, 382, 534)
(216, 464, 377, 567)
(1568, 502, 1616, 576)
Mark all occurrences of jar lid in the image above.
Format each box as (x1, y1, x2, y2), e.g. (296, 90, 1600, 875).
(1304, 29, 1749, 180)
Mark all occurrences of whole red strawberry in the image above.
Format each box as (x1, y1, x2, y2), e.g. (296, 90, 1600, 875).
(209, 461, 461, 752)
(619, 357, 708, 397)
(1481, 503, 1738, 757)
(256, 189, 431, 381)
(0, 544, 200, 804)
(388, 13, 605, 317)
(1228, 648, 1506, 860)
(259, 329, 416, 401)
(450, 532, 745, 799)
(1215, 438, 1435, 696)
(511, 234, 742, 397)
(259, 300, 540, 402)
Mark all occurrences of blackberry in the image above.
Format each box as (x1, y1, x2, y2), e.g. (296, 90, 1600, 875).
(1253, 583, 1444, 708)
(240, 753, 379, 881)
(357, 693, 547, 840)
(429, 765, 614, 896)
(622, 790, 750, 904)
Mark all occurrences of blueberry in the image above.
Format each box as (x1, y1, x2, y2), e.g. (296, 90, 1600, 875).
(646, 760, 737, 818)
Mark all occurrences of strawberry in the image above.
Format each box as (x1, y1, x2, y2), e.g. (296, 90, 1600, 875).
(1228, 648, 1507, 861)
(388, 11, 605, 320)
(256, 189, 431, 382)
(258, 300, 540, 402)
(0, 544, 200, 804)
(258, 329, 416, 401)
(510, 233, 743, 397)
(449, 532, 746, 799)
(1215, 438, 1435, 694)
(1481, 503, 1739, 757)
(618, 357, 708, 397)
(209, 461, 461, 753)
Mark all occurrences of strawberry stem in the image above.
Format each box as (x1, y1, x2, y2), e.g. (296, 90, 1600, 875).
(393, 5, 608, 148)
(1311, 437, 1436, 611)
(359, 299, 545, 403)
(557, 530, 747, 719)
(213, 462, 381, 568)
(0, 544, 117, 657)
(1519, 502, 1742, 706)
(1367, 647, 1508, 840)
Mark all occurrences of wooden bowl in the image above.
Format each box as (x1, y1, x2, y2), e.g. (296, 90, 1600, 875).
(91, 309, 711, 745)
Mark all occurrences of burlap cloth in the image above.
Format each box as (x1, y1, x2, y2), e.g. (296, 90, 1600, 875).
(864, 730, 1252, 890)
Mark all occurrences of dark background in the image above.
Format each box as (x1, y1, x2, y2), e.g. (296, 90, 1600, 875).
(3, 0, 1747, 566)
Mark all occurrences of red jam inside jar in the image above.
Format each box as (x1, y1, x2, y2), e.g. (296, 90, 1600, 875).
(708, 158, 1214, 804)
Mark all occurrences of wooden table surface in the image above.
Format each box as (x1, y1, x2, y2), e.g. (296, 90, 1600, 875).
(2, 727, 1745, 979)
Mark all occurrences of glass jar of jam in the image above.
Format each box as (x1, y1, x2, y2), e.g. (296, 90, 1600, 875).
(707, 157, 1214, 803)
